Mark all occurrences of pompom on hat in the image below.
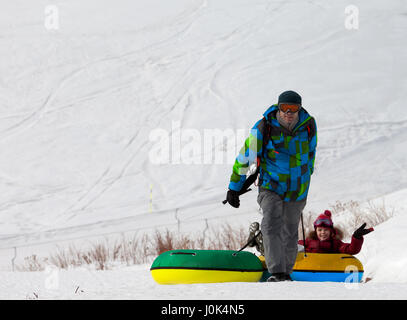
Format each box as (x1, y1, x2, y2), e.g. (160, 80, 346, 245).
(313, 210, 334, 229)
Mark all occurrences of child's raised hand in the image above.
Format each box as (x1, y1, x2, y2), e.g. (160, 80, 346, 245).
(353, 223, 374, 239)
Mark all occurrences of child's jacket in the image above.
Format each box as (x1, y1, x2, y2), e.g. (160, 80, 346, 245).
(298, 235, 363, 255)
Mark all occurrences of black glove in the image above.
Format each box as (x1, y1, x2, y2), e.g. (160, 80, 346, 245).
(226, 189, 240, 208)
(353, 223, 374, 239)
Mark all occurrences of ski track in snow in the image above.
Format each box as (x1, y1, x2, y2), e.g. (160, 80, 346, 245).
(317, 119, 407, 165)
(41, 0, 209, 224)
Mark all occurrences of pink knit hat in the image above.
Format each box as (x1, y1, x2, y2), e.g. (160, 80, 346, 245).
(313, 210, 334, 229)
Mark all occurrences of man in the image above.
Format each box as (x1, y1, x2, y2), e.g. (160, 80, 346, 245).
(226, 90, 317, 282)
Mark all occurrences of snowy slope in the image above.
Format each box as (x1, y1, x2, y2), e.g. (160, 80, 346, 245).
(1, 0, 406, 237)
(1, 189, 407, 300)
(0, 0, 407, 299)
(358, 188, 407, 283)
(1, 264, 407, 300)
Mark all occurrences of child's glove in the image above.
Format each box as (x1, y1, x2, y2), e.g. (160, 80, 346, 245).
(353, 223, 374, 239)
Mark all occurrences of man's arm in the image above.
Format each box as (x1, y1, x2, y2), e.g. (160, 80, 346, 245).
(228, 118, 267, 192)
(309, 118, 317, 175)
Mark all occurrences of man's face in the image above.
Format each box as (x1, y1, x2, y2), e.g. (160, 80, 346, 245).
(279, 110, 298, 124)
(278, 103, 300, 124)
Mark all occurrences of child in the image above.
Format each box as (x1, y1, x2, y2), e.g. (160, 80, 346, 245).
(298, 210, 373, 254)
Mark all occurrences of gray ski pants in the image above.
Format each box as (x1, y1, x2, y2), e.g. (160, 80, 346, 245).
(257, 188, 307, 274)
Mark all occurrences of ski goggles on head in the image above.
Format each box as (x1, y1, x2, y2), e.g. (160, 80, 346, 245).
(278, 103, 301, 114)
(313, 218, 333, 228)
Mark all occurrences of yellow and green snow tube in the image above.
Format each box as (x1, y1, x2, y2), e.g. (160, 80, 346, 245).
(150, 250, 264, 285)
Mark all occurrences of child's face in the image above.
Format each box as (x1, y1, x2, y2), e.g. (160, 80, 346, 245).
(316, 227, 331, 241)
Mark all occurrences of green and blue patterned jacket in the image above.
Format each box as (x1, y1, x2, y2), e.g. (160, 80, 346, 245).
(229, 104, 317, 202)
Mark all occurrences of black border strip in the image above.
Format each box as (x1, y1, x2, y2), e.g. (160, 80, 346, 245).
(0, 300, 401, 316)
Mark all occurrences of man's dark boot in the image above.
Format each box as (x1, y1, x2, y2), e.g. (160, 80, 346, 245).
(266, 273, 287, 282)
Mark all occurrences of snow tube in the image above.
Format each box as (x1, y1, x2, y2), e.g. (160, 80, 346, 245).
(259, 252, 364, 282)
(150, 250, 264, 284)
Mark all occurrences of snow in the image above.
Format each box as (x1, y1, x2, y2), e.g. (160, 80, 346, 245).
(2, 263, 407, 300)
(358, 189, 407, 284)
(0, 0, 407, 299)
